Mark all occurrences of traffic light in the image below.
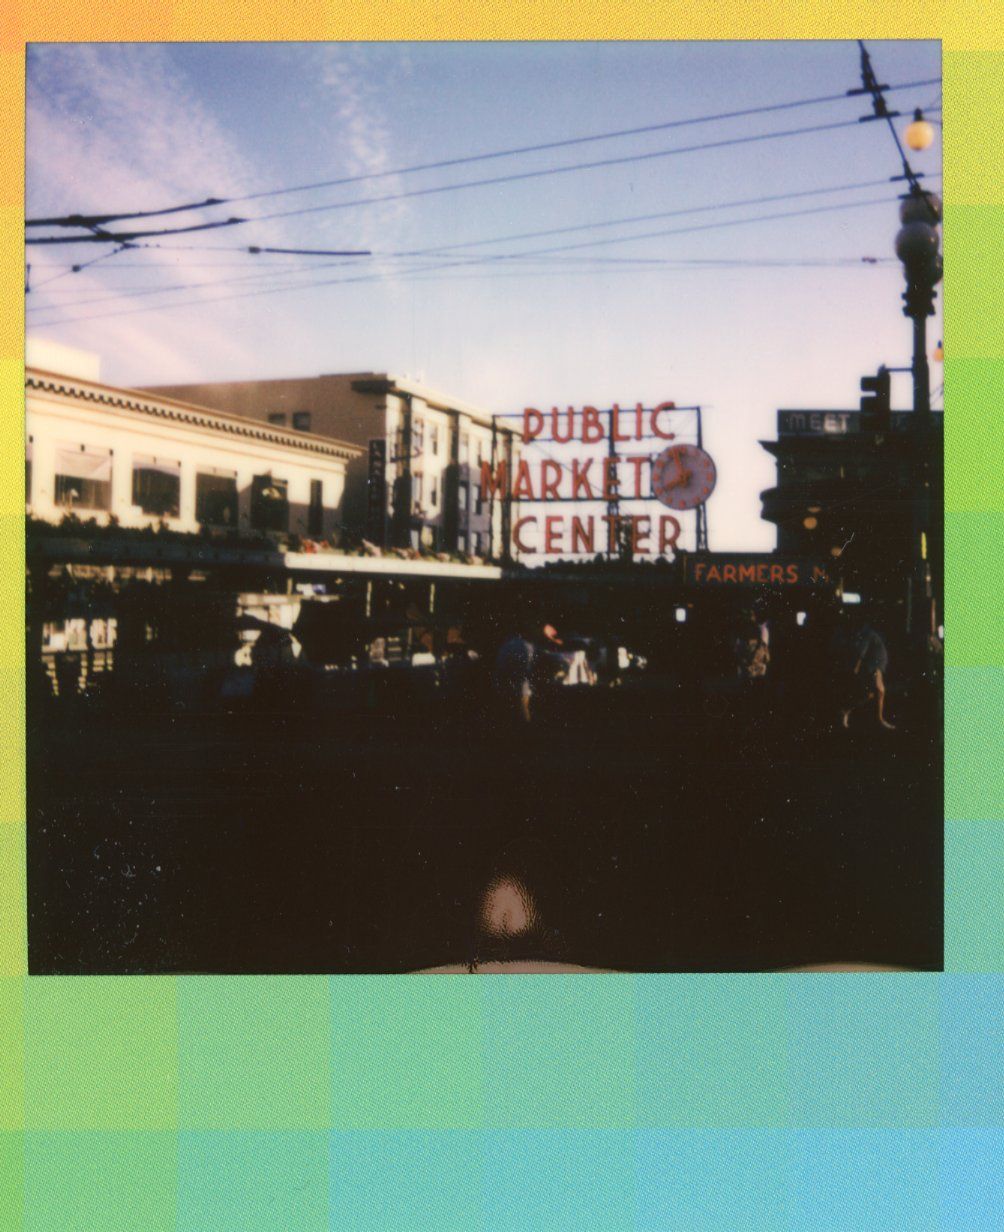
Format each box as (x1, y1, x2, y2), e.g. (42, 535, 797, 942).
(860, 367, 891, 432)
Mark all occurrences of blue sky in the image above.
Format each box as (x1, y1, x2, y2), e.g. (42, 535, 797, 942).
(25, 40, 941, 551)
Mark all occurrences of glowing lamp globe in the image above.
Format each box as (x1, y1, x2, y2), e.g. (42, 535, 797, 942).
(905, 109, 935, 151)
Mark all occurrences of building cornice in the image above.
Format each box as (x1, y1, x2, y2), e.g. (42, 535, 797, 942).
(27, 368, 363, 463)
(348, 373, 514, 434)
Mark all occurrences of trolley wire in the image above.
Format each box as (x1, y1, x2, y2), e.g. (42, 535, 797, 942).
(26, 76, 940, 230)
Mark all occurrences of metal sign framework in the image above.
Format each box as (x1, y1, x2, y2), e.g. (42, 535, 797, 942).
(489, 405, 709, 558)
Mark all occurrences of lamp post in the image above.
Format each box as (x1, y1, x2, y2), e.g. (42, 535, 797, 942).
(894, 184, 942, 647)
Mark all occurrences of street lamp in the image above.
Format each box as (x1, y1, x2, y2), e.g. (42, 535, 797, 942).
(904, 109, 936, 151)
(894, 185, 942, 647)
(895, 189, 942, 425)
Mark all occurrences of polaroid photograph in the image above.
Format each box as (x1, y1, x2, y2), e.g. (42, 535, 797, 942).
(25, 39, 943, 975)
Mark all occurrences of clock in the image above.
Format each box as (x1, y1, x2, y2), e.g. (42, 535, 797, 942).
(652, 444, 717, 511)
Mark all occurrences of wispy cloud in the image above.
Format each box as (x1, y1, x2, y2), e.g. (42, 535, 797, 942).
(25, 43, 412, 381)
(289, 44, 413, 263)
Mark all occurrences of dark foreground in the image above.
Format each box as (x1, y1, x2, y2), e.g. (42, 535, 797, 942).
(28, 672, 943, 973)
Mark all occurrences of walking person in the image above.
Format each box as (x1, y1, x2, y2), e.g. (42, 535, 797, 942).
(493, 629, 536, 724)
(733, 609, 770, 684)
(839, 619, 895, 730)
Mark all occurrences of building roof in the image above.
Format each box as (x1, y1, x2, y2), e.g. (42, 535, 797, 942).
(27, 367, 363, 462)
(344, 372, 516, 433)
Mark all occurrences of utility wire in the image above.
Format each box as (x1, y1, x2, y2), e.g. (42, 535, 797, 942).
(30, 195, 900, 315)
(27, 198, 229, 229)
(383, 176, 936, 260)
(26, 216, 250, 247)
(25, 75, 940, 230)
(29, 250, 901, 315)
(247, 118, 873, 226)
(30, 195, 906, 328)
(29, 175, 919, 300)
(25, 116, 881, 245)
(854, 42, 928, 194)
(26, 244, 131, 291)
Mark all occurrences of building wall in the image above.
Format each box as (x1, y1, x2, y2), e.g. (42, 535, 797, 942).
(27, 381, 354, 539)
(146, 374, 514, 556)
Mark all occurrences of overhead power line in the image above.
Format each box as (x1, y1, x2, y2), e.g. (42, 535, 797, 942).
(25, 115, 892, 246)
(25, 178, 911, 312)
(27, 244, 131, 291)
(26, 198, 229, 229)
(28, 249, 900, 315)
(29, 194, 908, 328)
(247, 118, 876, 226)
(29, 174, 919, 297)
(385, 176, 923, 259)
(26, 75, 939, 230)
(26, 216, 249, 247)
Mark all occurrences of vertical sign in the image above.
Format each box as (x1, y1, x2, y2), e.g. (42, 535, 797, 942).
(366, 438, 387, 545)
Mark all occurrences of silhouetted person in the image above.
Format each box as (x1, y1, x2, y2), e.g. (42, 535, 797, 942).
(840, 620, 895, 730)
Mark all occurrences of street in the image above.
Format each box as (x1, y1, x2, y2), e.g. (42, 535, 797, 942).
(28, 673, 943, 974)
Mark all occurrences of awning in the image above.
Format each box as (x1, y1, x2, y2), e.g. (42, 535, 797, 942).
(55, 446, 111, 482)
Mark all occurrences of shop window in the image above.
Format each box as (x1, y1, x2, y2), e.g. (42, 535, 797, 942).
(54, 444, 112, 512)
(132, 455, 181, 518)
(308, 478, 323, 536)
(196, 469, 238, 527)
(293, 411, 312, 432)
(250, 473, 289, 532)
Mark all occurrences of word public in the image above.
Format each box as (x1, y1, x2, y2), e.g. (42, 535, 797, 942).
(481, 404, 683, 556)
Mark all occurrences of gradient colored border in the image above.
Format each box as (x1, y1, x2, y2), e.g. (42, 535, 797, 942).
(2, 11, 1001, 1229)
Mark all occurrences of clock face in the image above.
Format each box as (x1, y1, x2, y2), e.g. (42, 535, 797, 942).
(652, 444, 717, 511)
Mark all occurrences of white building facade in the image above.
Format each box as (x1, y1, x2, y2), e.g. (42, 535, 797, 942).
(26, 363, 359, 540)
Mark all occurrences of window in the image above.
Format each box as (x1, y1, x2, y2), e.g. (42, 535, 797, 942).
(473, 532, 482, 556)
(267, 412, 286, 426)
(430, 424, 439, 456)
(54, 444, 112, 512)
(459, 483, 468, 513)
(413, 474, 424, 506)
(308, 478, 323, 536)
(411, 418, 424, 453)
(459, 432, 469, 465)
(196, 469, 238, 527)
(293, 411, 312, 432)
(250, 474, 289, 532)
(460, 532, 469, 554)
(430, 477, 438, 509)
(132, 455, 181, 518)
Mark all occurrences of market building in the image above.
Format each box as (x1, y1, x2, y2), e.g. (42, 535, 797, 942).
(26, 341, 360, 540)
(144, 371, 521, 558)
